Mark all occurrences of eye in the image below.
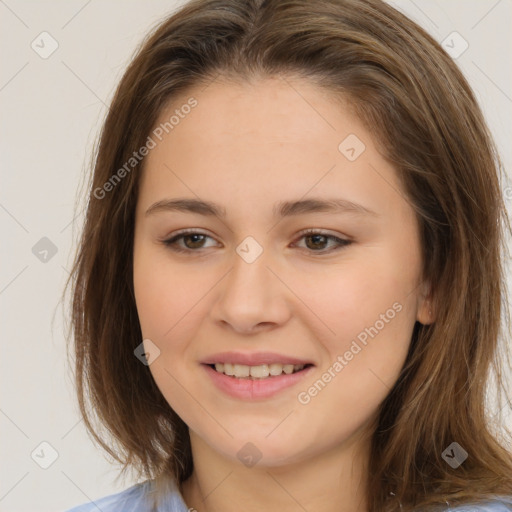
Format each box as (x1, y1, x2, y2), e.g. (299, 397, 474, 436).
(293, 229, 352, 254)
(161, 230, 219, 253)
(161, 229, 352, 255)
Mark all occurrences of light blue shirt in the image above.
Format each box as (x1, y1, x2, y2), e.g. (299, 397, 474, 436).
(64, 480, 189, 512)
(64, 480, 512, 512)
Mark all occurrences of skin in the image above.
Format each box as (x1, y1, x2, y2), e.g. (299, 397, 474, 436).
(133, 75, 433, 512)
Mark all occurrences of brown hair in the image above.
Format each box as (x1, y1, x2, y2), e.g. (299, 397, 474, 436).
(63, 0, 512, 510)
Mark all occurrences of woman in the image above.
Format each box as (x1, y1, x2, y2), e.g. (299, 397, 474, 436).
(64, 0, 512, 510)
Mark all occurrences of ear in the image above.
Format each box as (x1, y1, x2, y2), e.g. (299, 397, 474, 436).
(416, 279, 435, 325)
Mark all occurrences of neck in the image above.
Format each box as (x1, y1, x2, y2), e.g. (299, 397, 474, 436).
(180, 427, 371, 512)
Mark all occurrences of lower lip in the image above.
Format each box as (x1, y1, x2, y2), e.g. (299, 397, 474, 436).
(202, 364, 315, 400)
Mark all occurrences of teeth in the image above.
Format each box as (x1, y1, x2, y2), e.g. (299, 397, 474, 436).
(234, 364, 250, 377)
(269, 363, 284, 376)
(283, 364, 294, 375)
(213, 363, 306, 378)
(250, 364, 270, 378)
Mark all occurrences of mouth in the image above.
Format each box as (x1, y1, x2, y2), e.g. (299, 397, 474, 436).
(205, 362, 315, 379)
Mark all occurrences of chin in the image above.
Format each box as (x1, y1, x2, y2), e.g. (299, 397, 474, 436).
(215, 434, 307, 469)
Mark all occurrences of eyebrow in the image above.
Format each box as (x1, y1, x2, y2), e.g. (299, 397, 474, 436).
(145, 197, 379, 218)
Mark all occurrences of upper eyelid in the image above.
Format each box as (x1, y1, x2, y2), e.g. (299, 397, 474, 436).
(162, 229, 351, 251)
(163, 228, 349, 242)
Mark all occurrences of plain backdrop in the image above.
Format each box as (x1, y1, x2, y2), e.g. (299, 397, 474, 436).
(1, 1, 511, 511)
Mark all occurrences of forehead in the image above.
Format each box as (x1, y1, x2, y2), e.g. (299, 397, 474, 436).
(138, 76, 409, 222)
(151, 76, 350, 157)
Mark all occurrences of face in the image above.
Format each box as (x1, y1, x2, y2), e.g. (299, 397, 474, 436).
(133, 76, 431, 468)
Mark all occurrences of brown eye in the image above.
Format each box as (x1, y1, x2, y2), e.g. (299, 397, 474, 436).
(181, 234, 207, 249)
(295, 231, 352, 254)
(162, 231, 218, 253)
(304, 234, 329, 251)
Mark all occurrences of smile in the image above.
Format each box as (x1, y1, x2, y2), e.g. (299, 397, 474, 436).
(202, 363, 314, 400)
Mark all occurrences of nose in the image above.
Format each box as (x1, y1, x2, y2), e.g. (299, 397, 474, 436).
(209, 244, 292, 334)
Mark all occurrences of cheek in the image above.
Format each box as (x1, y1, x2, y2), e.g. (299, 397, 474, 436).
(292, 253, 417, 396)
(133, 252, 208, 420)
(291, 251, 415, 341)
(291, 279, 414, 448)
(133, 247, 204, 341)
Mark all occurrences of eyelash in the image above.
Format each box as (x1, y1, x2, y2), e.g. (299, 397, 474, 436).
(161, 229, 352, 255)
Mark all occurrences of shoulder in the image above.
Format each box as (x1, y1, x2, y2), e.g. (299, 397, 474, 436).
(447, 496, 512, 511)
(63, 479, 189, 512)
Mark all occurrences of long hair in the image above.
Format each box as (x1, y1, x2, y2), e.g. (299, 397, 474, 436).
(63, 1, 512, 510)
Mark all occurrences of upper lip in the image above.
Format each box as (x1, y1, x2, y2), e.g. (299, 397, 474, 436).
(202, 351, 315, 366)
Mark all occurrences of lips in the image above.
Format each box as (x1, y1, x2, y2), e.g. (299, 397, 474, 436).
(203, 362, 315, 400)
(200, 351, 316, 399)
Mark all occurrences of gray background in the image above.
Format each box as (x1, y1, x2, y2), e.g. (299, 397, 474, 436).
(1, 1, 511, 511)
